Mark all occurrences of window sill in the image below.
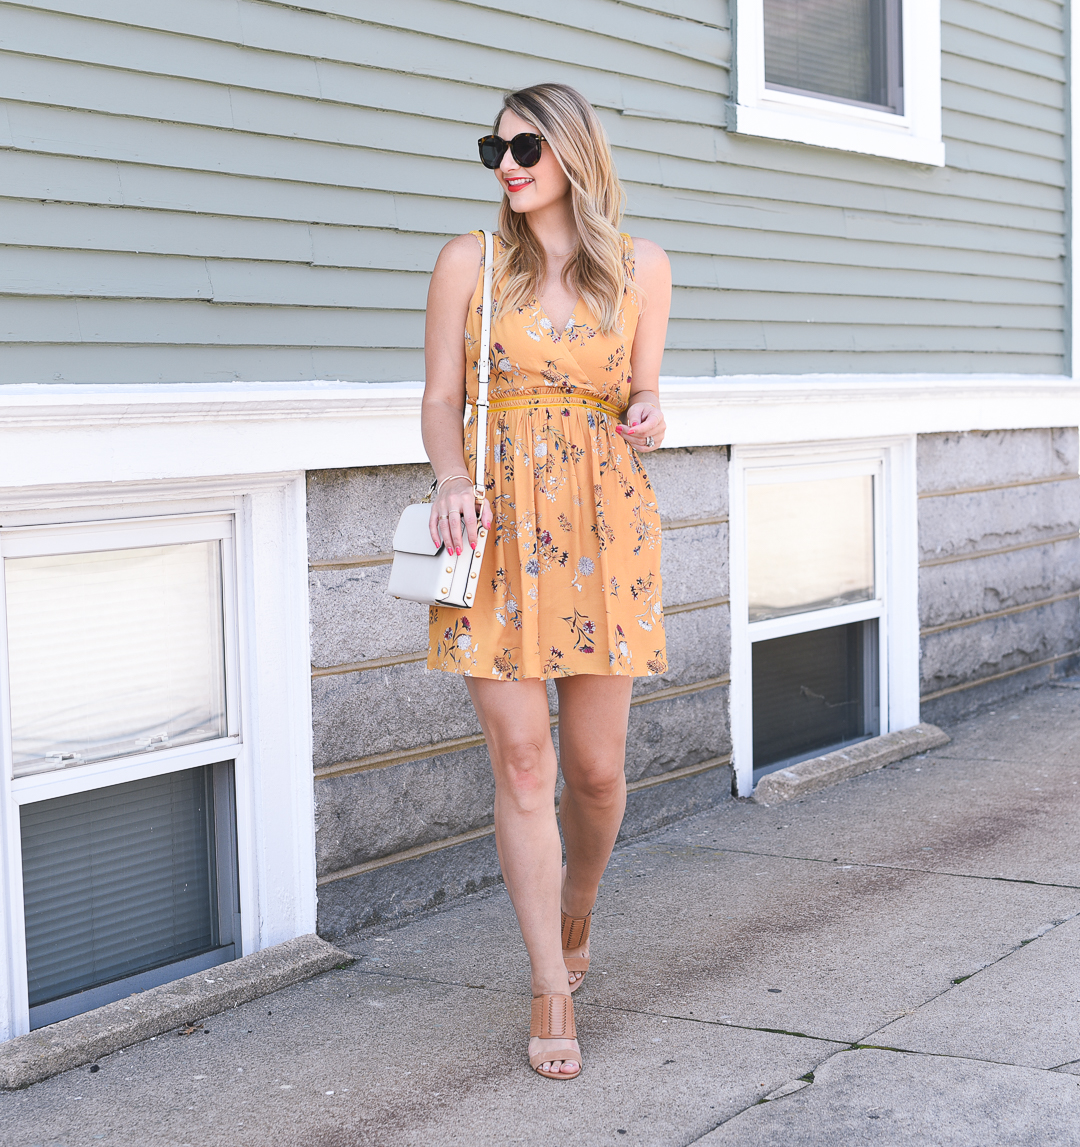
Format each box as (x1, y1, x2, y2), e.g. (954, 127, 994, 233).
(729, 98, 945, 166)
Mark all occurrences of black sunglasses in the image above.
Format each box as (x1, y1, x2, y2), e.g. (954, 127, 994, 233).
(477, 133, 546, 170)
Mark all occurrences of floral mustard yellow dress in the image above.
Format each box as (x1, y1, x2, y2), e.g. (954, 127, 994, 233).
(428, 231, 667, 681)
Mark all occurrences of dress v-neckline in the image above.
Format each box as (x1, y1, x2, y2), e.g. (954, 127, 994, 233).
(537, 297, 581, 338)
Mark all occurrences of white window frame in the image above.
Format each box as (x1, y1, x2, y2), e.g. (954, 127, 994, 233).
(730, 0, 945, 166)
(0, 478, 315, 1040)
(729, 437, 919, 797)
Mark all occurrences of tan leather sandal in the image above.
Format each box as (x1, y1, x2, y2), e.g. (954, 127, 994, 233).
(529, 993, 582, 1081)
(561, 909, 591, 993)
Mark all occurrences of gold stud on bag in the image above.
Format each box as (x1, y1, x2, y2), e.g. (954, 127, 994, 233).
(387, 230, 494, 608)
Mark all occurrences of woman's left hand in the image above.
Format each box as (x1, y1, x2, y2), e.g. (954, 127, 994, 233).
(617, 401, 665, 452)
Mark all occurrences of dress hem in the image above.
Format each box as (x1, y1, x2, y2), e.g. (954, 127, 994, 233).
(426, 659, 666, 682)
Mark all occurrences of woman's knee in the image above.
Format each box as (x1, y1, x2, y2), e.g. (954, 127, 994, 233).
(492, 738, 556, 804)
(562, 759, 625, 806)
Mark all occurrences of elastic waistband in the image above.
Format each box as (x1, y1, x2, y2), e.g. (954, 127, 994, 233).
(480, 393, 623, 419)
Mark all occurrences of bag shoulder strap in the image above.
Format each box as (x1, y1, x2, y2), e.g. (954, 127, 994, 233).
(473, 229, 495, 502)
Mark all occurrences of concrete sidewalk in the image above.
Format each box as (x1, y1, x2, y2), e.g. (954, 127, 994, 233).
(2, 685, 1079, 1146)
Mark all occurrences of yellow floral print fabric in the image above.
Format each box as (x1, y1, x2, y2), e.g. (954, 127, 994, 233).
(428, 232, 667, 681)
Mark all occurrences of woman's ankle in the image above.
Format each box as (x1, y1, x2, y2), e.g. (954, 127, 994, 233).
(531, 968, 572, 997)
(560, 875, 596, 919)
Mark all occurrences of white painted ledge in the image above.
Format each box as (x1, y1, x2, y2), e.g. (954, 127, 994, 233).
(0, 375, 1076, 490)
(660, 374, 1080, 447)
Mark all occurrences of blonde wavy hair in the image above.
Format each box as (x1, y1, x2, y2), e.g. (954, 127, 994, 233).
(493, 84, 632, 334)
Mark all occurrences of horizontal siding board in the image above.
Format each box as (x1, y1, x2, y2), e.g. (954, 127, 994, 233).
(642, 205, 1063, 269)
(671, 291, 1060, 330)
(945, 0, 1064, 53)
(665, 320, 1061, 355)
(649, 220, 1063, 283)
(419, 0, 727, 50)
(0, 251, 427, 309)
(678, 350, 1064, 373)
(11, 0, 248, 40)
(942, 53, 1064, 109)
(0, 199, 318, 264)
(838, 210, 1063, 260)
(205, 263, 425, 308)
(0, 10, 329, 100)
(673, 256, 1062, 307)
(942, 137, 1063, 187)
(0, 343, 423, 385)
(941, 81, 1064, 137)
(0, 297, 424, 345)
(0, 248, 215, 299)
(707, 138, 1064, 213)
(940, 23, 1065, 82)
(941, 109, 1064, 162)
(629, 179, 1063, 237)
(966, 0, 1061, 30)
(609, 0, 728, 23)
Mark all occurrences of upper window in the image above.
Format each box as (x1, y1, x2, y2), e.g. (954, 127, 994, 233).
(731, 0, 943, 165)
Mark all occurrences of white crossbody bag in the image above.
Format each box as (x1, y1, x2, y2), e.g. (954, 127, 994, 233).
(386, 229, 494, 609)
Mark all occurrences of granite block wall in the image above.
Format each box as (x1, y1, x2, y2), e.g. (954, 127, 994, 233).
(917, 429, 1080, 725)
(307, 447, 731, 938)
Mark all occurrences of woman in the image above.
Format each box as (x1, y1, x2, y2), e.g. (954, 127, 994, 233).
(421, 83, 671, 1081)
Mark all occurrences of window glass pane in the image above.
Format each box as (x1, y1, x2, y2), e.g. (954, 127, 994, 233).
(748, 475, 874, 622)
(752, 619, 879, 772)
(6, 541, 227, 776)
(764, 0, 894, 108)
(21, 766, 219, 1009)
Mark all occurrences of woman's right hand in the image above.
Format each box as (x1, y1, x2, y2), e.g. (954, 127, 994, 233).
(429, 476, 493, 556)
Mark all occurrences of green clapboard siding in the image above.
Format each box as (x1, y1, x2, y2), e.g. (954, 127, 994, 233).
(0, 0, 1065, 383)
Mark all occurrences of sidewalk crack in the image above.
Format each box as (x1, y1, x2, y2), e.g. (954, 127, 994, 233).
(682, 845, 1080, 890)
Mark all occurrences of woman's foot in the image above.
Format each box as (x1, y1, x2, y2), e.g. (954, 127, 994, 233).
(529, 993, 581, 1080)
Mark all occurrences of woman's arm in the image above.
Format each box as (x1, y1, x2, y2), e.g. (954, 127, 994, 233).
(422, 233, 493, 555)
(618, 236, 671, 454)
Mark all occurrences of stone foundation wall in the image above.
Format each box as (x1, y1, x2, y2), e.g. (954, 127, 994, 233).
(917, 428, 1080, 725)
(307, 447, 732, 939)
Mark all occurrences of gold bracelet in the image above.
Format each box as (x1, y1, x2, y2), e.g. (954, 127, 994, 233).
(436, 473, 473, 495)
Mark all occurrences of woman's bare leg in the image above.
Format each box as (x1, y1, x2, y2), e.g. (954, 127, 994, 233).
(465, 677, 578, 1075)
(555, 675, 633, 984)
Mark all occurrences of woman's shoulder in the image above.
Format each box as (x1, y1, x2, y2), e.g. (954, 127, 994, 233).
(431, 232, 486, 296)
(626, 236, 671, 290)
(626, 235, 669, 269)
(437, 232, 486, 268)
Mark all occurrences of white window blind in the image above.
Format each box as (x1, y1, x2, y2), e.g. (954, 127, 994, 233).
(748, 475, 875, 622)
(764, 0, 902, 111)
(21, 767, 219, 1010)
(5, 542, 227, 777)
